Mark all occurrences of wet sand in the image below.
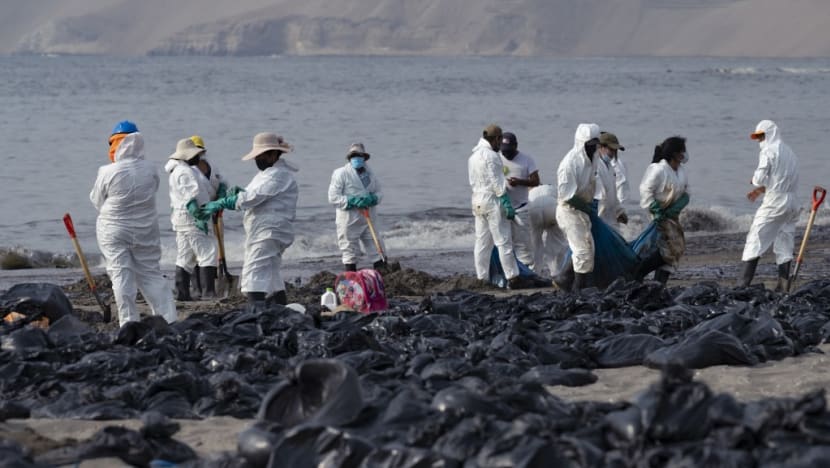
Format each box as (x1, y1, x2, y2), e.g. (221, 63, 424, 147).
(3, 227, 830, 460)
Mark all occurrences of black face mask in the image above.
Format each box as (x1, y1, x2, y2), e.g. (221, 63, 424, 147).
(187, 155, 201, 166)
(255, 158, 274, 171)
(584, 142, 598, 160)
(502, 147, 518, 160)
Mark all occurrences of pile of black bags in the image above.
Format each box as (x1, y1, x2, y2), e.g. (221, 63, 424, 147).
(3, 279, 830, 466)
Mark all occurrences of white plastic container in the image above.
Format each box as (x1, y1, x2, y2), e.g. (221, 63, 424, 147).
(321, 287, 337, 311)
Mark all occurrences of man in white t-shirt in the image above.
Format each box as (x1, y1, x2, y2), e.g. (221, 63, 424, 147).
(500, 132, 540, 269)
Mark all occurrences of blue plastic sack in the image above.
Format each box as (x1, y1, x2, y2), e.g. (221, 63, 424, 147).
(558, 211, 640, 289)
(488, 248, 543, 288)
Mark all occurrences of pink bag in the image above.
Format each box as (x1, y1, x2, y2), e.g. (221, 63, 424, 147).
(334, 269, 388, 313)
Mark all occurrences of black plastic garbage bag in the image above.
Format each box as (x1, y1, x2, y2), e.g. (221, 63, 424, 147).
(0, 283, 72, 323)
(519, 366, 597, 387)
(0, 438, 38, 468)
(0, 327, 52, 355)
(645, 330, 758, 369)
(257, 359, 363, 428)
(267, 426, 374, 468)
(592, 334, 667, 368)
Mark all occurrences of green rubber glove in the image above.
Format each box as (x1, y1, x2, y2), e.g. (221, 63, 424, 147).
(649, 200, 665, 222)
(204, 194, 238, 215)
(216, 182, 228, 199)
(346, 195, 361, 210)
(187, 200, 210, 233)
(566, 196, 592, 214)
(664, 193, 690, 219)
(364, 193, 379, 207)
(227, 186, 245, 197)
(499, 193, 516, 220)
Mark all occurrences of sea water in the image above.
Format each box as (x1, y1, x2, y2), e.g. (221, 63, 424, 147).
(1, 55, 829, 286)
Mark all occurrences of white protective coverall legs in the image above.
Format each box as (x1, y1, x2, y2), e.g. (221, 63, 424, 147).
(336, 214, 385, 265)
(473, 200, 518, 280)
(555, 205, 594, 274)
(510, 208, 534, 269)
(528, 186, 569, 276)
(90, 133, 176, 326)
(741, 120, 800, 265)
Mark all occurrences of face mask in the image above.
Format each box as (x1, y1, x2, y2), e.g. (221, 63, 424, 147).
(255, 157, 274, 171)
(501, 147, 517, 160)
(350, 157, 365, 169)
(680, 151, 689, 164)
(187, 155, 201, 166)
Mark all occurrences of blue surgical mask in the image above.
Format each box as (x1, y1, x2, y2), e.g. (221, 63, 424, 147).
(350, 157, 365, 169)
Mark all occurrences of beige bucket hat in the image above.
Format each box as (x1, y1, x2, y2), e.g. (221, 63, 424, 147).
(242, 133, 294, 161)
(169, 138, 206, 161)
(346, 142, 370, 160)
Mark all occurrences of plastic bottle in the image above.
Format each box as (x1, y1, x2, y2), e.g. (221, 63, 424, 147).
(321, 287, 337, 311)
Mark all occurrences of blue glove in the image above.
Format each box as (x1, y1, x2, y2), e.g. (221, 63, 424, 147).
(346, 195, 361, 210)
(216, 182, 228, 199)
(566, 196, 592, 215)
(499, 194, 515, 220)
(204, 194, 238, 215)
(649, 200, 665, 222)
(227, 186, 245, 197)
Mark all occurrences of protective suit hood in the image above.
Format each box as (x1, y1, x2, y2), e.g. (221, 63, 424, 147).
(573, 123, 600, 149)
(755, 120, 780, 149)
(113, 132, 145, 163)
(164, 159, 180, 173)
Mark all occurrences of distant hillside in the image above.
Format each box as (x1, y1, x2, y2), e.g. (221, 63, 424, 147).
(1, 0, 829, 57)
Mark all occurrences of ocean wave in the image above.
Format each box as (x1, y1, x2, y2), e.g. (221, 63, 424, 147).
(704, 67, 760, 76)
(0, 247, 84, 270)
(777, 67, 830, 75)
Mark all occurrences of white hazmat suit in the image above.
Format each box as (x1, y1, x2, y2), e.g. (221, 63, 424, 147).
(594, 154, 625, 228)
(556, 124, 600, 274)
(90, 133, 176, 326)
(469, 138, 519, 281)
(328, 162, 386, 265)
(165, 159, 218, 273)
(742, 120, 800, 264)
(528, 185, 569, 276)
(612, 158, 630, 204)
(640, 159, 690, 268)
(236, 160, 298, 294)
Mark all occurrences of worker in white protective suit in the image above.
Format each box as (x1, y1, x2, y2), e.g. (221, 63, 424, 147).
(636, 136, 691, 285)
(611, 143, 630, 207)
(738, 120, 800, 291)
(164, 138, 218, 301)
(328, 143, 388, 271)
(527, 185, 569, 276)
(90, 121, 176, 326)
(594, 132, 629, 229)
(553, 123, 600, 291)
(188, 135, 227, 298)
(499, 132, 540, 269)
(201, 133, 298, 307)
(469, 125, 531, 289)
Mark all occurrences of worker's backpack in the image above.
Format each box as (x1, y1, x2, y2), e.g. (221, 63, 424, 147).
(334, 269, 388, 313)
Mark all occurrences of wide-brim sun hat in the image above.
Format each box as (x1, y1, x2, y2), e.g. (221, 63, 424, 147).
(242, 133, 294, 161)
(346, 142, 370, 160)
(169, 138, 206, 161)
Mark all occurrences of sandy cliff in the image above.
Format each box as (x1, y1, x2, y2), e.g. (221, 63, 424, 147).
(1, 0, 828, 57)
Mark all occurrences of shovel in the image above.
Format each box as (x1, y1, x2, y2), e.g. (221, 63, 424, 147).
(63, 213, 111, 322)
(213, 211, 239, 297)
(787, 186, 827, 292)
(361, 208, 387, 264)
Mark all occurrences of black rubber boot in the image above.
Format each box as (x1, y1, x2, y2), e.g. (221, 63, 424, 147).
(552, 262, 575, 291)
(247, 292, 266, 308)
(738, 258, 759, 288)
(192, 265, 203, 297)
(175, 267, 193, 301)
(654, 269, 670, 285)
(266, 290, 288, 306)
(344, 263, 357, 272)
(372, 259, 387, 271)
(200, 266, 218, 299)
(508, 276, 532, 290)
(572, 272, 588, 292)
(775, 261, 791, 292)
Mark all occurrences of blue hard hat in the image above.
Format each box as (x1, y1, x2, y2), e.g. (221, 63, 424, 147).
(111, 120, 138, 135)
